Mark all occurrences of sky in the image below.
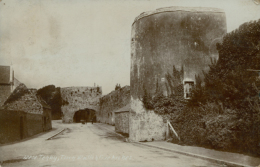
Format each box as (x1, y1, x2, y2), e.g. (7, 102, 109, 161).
(0, 0, 260, 95)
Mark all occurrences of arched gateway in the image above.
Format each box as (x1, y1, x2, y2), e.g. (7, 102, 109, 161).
(60, 86, 101, 123)
(73, 108, 96, 123)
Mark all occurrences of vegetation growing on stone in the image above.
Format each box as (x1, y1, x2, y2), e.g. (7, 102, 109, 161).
(142, 19, 260, 156)
(187, 19, 260, 156)
(193, 19, 260, 107)
(115, 83, 121, 90)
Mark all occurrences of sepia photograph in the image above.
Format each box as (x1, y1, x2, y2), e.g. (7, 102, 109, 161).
(0, 0, 260, 166)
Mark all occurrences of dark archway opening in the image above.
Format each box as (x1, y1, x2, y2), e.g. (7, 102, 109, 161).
(73, 109, 96, 123)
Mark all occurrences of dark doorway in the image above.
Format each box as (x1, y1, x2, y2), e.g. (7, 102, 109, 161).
(20, 116, 23, 139)
(73, 109, 96, 123)
(73, 110, 87, 123)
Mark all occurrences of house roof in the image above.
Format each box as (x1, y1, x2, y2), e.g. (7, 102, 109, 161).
(114, 103, 130, 113)
(4, 83, 51, 110)
(0, 66, 11, 84)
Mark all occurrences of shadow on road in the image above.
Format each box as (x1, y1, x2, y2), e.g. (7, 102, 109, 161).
(0, 128, 58, 147)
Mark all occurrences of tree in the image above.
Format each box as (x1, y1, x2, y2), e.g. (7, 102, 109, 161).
(191, 19, 260, 108)
(37, 85, 62, 119)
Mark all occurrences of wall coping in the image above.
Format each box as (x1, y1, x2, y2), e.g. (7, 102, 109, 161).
(133, 6, 225, 24)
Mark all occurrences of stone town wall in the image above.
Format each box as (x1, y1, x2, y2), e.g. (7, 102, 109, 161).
(60, 87, 102, 123)
(130, 7, 227, 142)
(131, 7, 227, 99)
(115, 111, 129, 134)
(129, 98, 166, 142)
(98, 86, 130, 125)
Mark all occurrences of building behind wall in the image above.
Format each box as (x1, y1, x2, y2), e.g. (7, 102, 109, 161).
(130, 6, 227, 142)
(0, 65, 21, 107)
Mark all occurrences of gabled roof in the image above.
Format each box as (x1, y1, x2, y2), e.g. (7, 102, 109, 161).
(114, 103, 130, 113)
(0, 66, 11, 84)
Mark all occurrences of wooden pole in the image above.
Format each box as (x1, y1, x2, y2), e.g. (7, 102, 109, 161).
(168, 120, 180, 141)
(166, 120, 169, 140)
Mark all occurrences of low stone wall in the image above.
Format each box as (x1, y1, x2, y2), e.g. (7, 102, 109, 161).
(129, 98, 166, 142)
(0, 109, 51, 144)
(61, 87, 101, 123)
(0, 83, 52, 144)
(0, 110, 26, 144)
(98, 86, 130, 125)
(115, 111, 129, 134)
(26, 111, 52, 137)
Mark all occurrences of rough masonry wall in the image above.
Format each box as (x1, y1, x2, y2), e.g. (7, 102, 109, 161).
(131, 7, 227, 98)
(98, 86, 130, 125)
(130, 7, 227, 142)
(115, 112, 129, 134)
(61, 87, 102, 123)
(129, 98, 166, 142)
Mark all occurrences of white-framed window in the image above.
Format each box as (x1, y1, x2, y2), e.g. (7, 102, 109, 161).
(184, 81, 195, 99)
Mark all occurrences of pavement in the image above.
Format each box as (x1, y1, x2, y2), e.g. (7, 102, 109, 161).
(98, 123, 260, 167)
(136, 141, 260, 167)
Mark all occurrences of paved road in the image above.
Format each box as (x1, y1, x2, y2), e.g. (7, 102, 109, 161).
(0, 120, 224, 167)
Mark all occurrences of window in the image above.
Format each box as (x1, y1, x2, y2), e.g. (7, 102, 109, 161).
(184, 81, 194, 99)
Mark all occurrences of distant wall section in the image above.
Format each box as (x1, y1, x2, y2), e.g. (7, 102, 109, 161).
(97, 86, 130, 125)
